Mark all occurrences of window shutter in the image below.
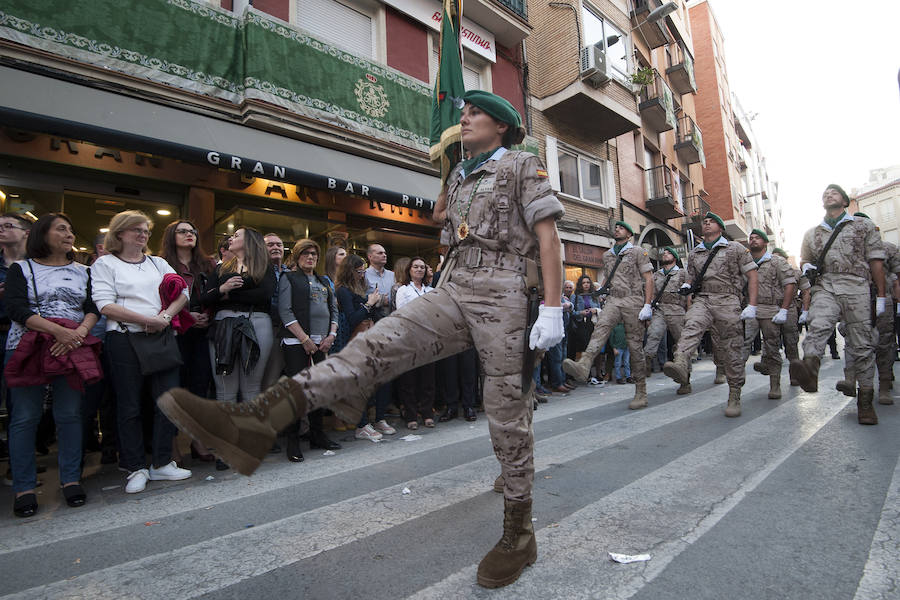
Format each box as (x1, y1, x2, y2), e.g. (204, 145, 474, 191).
(545, 136, 561, 192)
(297, 0, 373, 58)
(603, 160, 617, 208)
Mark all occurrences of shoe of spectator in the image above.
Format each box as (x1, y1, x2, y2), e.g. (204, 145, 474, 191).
(562, 382, 577, 391)
(355, 424, 383, 442)
(535, 393, 548, 404)
(149, 461, 192, 481)
(551, 386, 570, 395)
(438, 408, 459, 422)
(626, 377, 635, 384)
(535, 385, 552, 395)
(215, 459, 230, 471)
(125, 469, 150, 494)
(268, 442, 282, 455)
(372, 420, 397, 436)
(588, 377, 603, 386)
(616, 378, 625, 384)
(464, 407, 477, 421)
(309, 432, 342, 450)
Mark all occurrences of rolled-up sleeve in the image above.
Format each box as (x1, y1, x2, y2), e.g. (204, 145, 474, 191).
(738, 246, 758, 274)
(90, 257, 117, 313)
(518, 155, 564, 230)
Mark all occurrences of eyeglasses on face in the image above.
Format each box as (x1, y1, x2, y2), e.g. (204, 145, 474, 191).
(299, 250, 318, 257)
(175, 228, 198, 236)
(0, 223, 27, 231)
(128, 228, 151, 236)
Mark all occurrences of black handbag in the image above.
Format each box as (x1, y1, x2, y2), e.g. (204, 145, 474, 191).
(127, 328, 183, 376)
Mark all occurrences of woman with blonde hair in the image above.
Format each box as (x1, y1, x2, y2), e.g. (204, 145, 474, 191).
(92, 210, 192, 494)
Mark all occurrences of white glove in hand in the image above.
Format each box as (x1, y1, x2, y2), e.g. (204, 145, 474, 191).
(638, 304, 653, 321)
(798, 310, 808, 324)
(740, 305, 757, 321)
(876, 296, 886, 316)
(772, 308, 788, 324)
(529, 306, 564, 350)
(680, 283, 692, 290)
(801, 263, 815, 275)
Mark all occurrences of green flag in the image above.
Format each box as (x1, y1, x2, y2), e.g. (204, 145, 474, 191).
(429, 0, 466, 183)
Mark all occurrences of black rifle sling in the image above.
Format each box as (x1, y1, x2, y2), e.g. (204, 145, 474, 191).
(651, 271, 675, 308)
(814, 219, 852, 275)
(690, 244, 724, 290)
(600, 251, 626, 290)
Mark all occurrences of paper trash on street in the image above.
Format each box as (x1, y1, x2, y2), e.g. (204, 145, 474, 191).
(402, 487, 411, 495)
(322, 450, 336, 456)
(608, 552, 651, 564)
(399, 434, 422, 441)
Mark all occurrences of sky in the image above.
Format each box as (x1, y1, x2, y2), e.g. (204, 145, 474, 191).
(701, 0, 900, 257)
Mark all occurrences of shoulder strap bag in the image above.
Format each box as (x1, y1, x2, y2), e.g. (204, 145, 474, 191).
(121, 256, 183, 376)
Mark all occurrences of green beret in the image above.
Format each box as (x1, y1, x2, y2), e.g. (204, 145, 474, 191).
(662, 246, 679, 260)
(854, 212, 870, 219)
(462, 90, 522, 129)
(750, 228, 769, 243)
(613, 220, 634, 235)
(772, 247, 788, 258)
(704, 211, 725, 231)
(826, 184, 850, 207)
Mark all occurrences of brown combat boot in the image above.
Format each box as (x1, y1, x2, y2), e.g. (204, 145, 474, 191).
(714, 366, 726, 384)
(878, 380, 893, 405)
(789, 356, 820, 393)
(157, 376, 307, 475)
(835, 367, 857, 397)
(477, 499, 538, 588)
(663, 352, 690, 385)
(768, 372, 782, 400)
(563, 333, 605, 383)
(676, 380, 692, 395)
(493, 474, 504, 493)
(857, 388, 878, 425)
(752, 361, 770, 375)
(724, 387, 741, 417)
(629, 380, 648, 410)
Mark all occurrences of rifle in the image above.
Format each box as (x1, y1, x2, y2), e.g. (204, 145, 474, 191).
(522, 286, 541, 394)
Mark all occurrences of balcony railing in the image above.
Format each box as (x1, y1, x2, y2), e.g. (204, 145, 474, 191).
(491, 0, 527, 20)
(644, 165, 682, 220)
(665, 43, 697, 95)
(631, 0, 672, 49)
(638, 69, 677, 132)
(681, 194, 710, 235)
(674, 116, 704, 165)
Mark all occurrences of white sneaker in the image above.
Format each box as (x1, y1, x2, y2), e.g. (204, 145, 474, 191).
(125, 469, 150, 494)
(589, 377, 602, 385)
(373, 420, 396, 435)
(355, 424, 383, 442)
(149, 461, 192, 481)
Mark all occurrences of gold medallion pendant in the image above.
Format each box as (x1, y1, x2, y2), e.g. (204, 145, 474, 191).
(457, 221, 469, 240)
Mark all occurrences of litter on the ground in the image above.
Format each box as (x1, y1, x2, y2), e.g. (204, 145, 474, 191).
(204, 475, 215, 481)
(144, 521, 161, 526)
(402, 487, 411, 495)
(399, 434, 421, 441)
(608, 552, 651, 564)
(322, 450, 336, 456)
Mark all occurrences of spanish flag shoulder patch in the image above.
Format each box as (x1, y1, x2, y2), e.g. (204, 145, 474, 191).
(535, 169, 549, 178)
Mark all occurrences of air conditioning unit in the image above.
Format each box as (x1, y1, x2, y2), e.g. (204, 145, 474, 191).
(580, 44, 610, 86)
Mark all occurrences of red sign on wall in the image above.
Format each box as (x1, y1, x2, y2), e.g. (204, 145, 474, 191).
(564, 242, 605, 267)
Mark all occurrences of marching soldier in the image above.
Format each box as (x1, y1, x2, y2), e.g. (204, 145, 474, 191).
(158, 91, 566, 588)
(561, 221, 655, 409)
(834, 213, 900, 405)
(772, 247, 808, 385)
(790, 185, 886, 425)
(642, 247, 692, 394)
(662, 212, 758, 417)
(742, 230, 797, 399)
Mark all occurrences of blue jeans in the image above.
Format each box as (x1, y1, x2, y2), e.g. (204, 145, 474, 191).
(105, 332, 179, 472)
(357, 381, 392, 428)
(547, 339, 566, 388)
(6, 351, 83, 493)
(614, 347, 631, 380)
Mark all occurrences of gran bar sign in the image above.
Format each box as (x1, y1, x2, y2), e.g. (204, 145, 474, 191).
(202, 150, 434, 211)
(564, 241, 605, 267)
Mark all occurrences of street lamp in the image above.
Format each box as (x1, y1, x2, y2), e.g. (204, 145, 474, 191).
(605, 2, 678, 48)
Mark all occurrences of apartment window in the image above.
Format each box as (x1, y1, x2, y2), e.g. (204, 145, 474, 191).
(429, 36, 488, 90)
(296, 0, 376, 59)
(581, 5, 629, 80)
(545, 136, 616, 208)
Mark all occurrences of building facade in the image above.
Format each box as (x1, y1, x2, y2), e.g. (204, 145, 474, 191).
(0, 0, 530, 265)
(853, 166, 900, 246)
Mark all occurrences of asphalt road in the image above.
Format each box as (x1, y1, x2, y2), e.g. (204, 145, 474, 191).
(0, 353, 897, 600)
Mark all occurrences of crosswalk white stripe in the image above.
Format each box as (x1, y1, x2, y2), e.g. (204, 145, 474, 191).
(1, 370, 751, 599)
(0, 380, 629, 554)
(409, 390, 852, 600)
(853, 451, 900, 600)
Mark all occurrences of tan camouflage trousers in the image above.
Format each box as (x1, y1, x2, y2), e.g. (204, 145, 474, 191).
(782, 306, 800, 362)
(742, 315, 786, 370)
(845, 305, 895, 384)
(643, 307, 684, 359)
(293, 265, 535, 501)
(675, 295, 746, 386)
(803, 286, 875, 388)
(584, 296, 647, 381)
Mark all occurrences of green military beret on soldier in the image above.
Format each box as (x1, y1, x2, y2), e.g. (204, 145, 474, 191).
(613, 220, 634, 235)
(662, 246, 679, 260)
(462, 90, 526, 145)
(853, 212, 870, 219)
(750, 228, 769, 243)
(772, 247, 788, 258)
(704, 211, 725, 231)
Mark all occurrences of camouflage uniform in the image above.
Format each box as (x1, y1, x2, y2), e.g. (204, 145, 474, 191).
(741, 253, 797, 372)
(799, 215, 885, 389)
(563, 241, 653, 405)
(782, 266, 808, 363)
(295, 148, 563, 502)
(672, 238, 757, 387)
(643, 265, 688, 365)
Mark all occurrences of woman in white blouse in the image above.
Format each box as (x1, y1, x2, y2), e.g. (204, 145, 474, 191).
(91, 210, 192, 494)
(394, 257, 436, 429)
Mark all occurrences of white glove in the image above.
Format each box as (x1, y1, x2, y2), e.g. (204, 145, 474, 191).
(740, 305, 757, 321)
(529, 306, 564, 350)
(772, 308, 788, 324)
(876, 297, 886, 316)
(638, 304, 653, 321)
(680, 283, 691, 290)
(798, 310, 808, 324)
(801, 263, 815, 275)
